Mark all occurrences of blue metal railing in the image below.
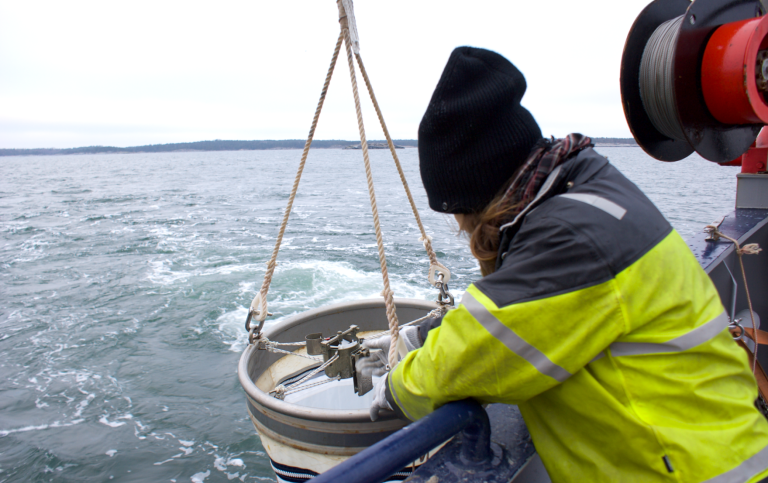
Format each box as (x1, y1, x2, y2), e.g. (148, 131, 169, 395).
(311, 399, 490, 483)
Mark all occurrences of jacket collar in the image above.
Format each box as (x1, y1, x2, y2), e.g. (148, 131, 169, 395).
(494, 148, 608, 270)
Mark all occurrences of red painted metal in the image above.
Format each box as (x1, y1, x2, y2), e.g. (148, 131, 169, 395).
(701, 15, 768, 124)
(741, 146, 768, 172)
(725, 127, 768, 171)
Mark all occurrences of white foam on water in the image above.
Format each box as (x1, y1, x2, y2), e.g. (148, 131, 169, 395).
(147, 256, 266, 287)
(99, 415, 126, 428)
(215, 259, 441, 352)
(106, 450, 117, 457)
(238, 281, 256, 296)
(73, 393, 95, 417)
(214, 455, 246, 474)
(190, 470, 210, 482)
(0, 419, 84, 437)
(147, 259, 190, 285)
(216, 307, 250, 353)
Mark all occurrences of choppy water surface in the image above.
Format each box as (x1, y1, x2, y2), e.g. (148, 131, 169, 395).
(0, 147, 738, 482)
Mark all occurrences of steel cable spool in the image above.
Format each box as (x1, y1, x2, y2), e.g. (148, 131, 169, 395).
(639, 16, 687, 142)
(621, 0, 768, 163)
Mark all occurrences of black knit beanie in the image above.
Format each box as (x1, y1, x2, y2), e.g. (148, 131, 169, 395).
(418, 47, 542, 214)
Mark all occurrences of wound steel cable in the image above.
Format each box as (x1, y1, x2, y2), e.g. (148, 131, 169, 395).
(639, 15, 687, 142)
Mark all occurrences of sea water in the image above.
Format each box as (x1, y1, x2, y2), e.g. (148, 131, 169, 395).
(0, 147, 738, 482)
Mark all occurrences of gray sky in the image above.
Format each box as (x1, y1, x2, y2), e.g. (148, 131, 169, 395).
(0, 0, 651, 149)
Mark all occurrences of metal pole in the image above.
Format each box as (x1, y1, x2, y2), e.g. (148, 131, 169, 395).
(311, 399, 490, 483)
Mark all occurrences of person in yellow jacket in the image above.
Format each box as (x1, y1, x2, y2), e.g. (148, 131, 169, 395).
(364, 47, 768, 482)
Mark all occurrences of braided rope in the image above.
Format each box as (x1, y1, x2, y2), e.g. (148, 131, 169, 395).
(354, 53, 439, 268)
(252, 2, 448, 362)
(255, 31, 345, 324)
(341, 22, 400, 368)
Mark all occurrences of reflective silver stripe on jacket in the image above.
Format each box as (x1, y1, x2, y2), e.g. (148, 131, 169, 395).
(608, 311, 729, 357)
(702, 443, 768, 483)
(462, 292, 572, 382)
(387, 374, 416, 421)
(559, 193, 627, 220)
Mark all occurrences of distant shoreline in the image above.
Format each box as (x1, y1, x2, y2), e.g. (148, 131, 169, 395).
(0, 138, 637, 157)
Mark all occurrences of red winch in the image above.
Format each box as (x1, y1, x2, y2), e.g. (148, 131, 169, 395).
(621, 0, 768, 164)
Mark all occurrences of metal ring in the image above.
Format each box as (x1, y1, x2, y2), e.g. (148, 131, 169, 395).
(730, 320, 745, 340)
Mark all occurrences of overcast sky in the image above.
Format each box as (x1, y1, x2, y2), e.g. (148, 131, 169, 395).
(0, 0, 653, 149)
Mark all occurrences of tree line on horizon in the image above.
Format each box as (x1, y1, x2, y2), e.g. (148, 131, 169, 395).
(0, 137, 637, 157)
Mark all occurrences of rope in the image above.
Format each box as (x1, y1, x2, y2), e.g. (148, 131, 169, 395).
(339, 14, 400, 369)
(639, 15, 687, 142)
(354, 53, 440, 269)
(252, 31, 345, 326)
(248, 0, 451, 351)
(363, 307, 448, 341)
(705, 223, 763, 373)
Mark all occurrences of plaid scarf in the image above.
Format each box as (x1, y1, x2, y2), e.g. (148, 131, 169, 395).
(501, 133, 593, 215)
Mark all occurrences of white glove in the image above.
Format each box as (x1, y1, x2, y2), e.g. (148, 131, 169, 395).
(369, 373, 393, 421)
(357, 326, 421, 381)
(363, 325, 421, 353)
(355, 348, 388, 379)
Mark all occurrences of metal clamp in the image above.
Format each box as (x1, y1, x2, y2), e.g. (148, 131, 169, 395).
(305, 325, 373, 395)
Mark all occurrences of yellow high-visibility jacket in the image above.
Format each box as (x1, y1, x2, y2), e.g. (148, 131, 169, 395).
(386, 148, 768, 482)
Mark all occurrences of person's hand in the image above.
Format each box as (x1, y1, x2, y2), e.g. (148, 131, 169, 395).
(357, 326, 421, 381)
(369, 373, 393, 421)
(355, 347, 388, 379)
(362, 326, 421, 353)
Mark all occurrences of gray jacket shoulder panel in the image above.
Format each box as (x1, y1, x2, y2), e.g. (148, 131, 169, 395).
(476, 149, 672, 308)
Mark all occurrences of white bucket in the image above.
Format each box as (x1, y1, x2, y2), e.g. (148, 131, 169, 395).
(238, 298, 443, 481)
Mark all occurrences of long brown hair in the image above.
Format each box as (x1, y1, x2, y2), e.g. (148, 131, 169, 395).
(457, 138, 551, 276)
(458, 192, 523, 277)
